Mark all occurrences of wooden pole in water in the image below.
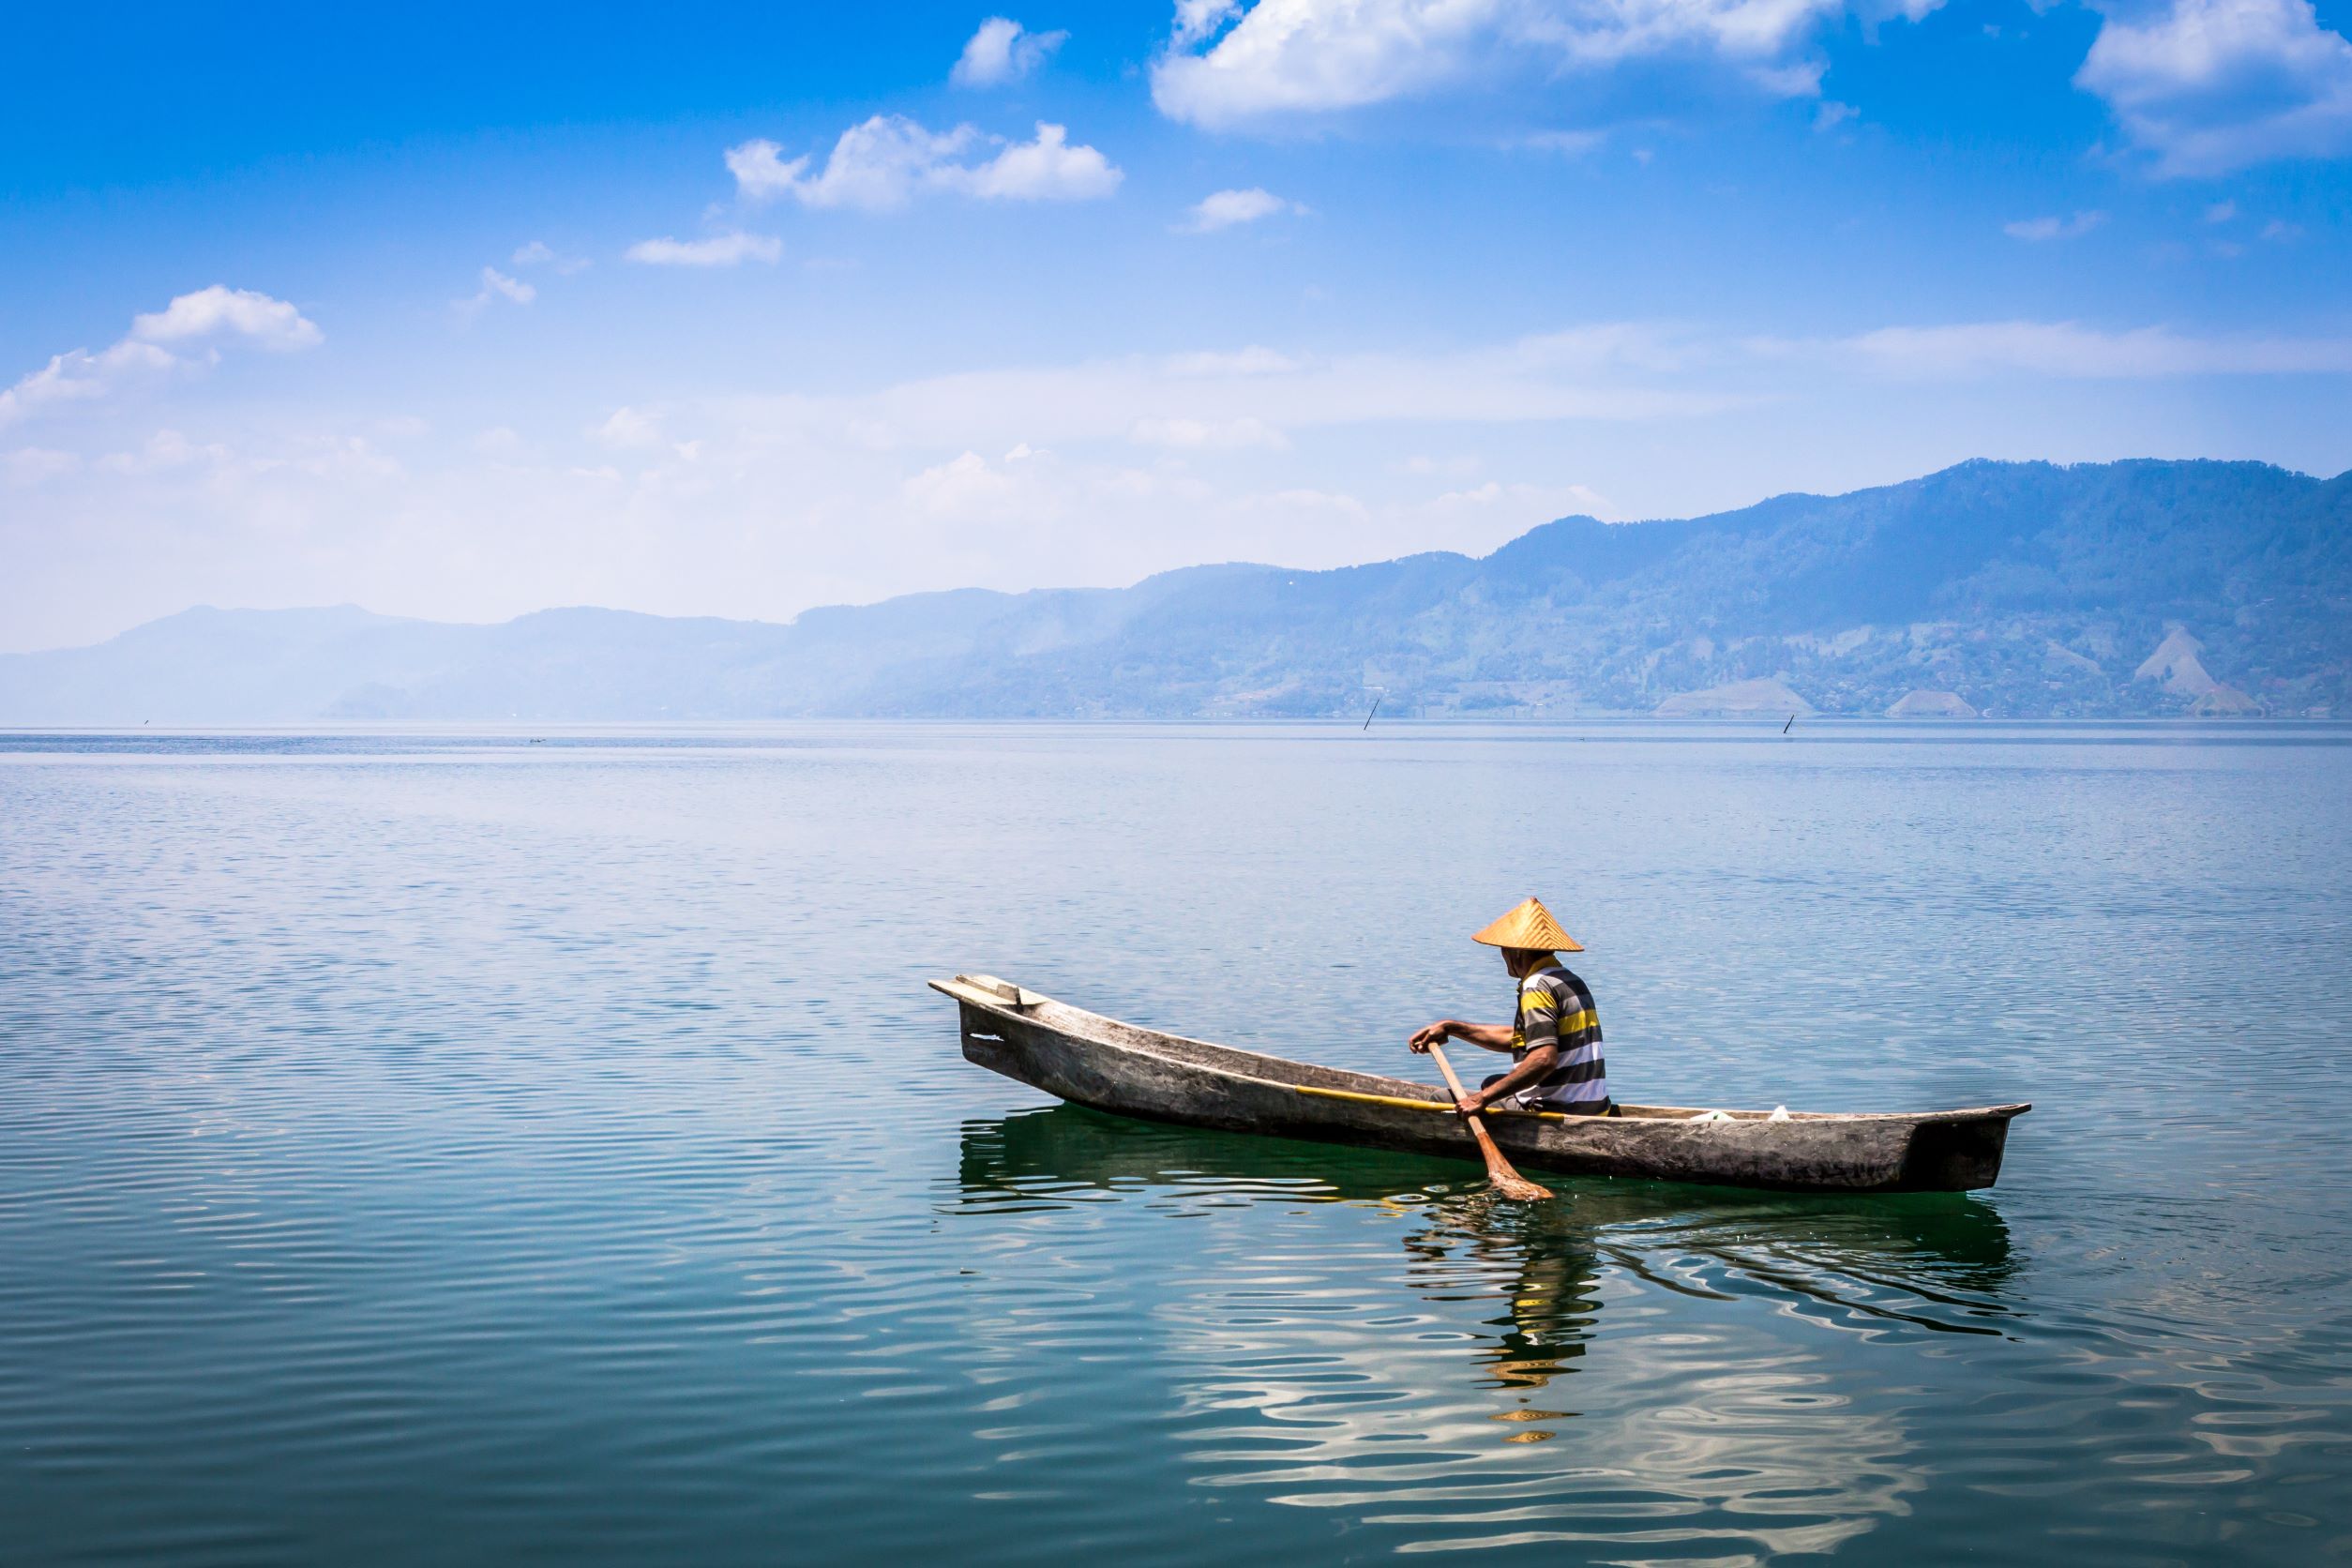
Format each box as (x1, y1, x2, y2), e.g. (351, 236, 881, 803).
(1425, 1043, 1553, 1201)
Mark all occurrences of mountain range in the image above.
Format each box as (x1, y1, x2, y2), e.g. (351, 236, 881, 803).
(5, 458, 2346, 723)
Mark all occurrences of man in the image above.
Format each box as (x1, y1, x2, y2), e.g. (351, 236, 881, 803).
(1409, 896, 1612, 1117)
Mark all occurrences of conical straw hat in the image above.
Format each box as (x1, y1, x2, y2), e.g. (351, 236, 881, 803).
(1470, 896, 1584, 952)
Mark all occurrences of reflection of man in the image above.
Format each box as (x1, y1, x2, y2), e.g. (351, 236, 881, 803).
(1490, 1244, 1597, 1389)
(1401, 1204, 1602, 1394)
(1410, 897, 1613, 1117)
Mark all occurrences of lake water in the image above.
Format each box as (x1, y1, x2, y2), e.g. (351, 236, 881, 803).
(4, 722, 2349, 1566)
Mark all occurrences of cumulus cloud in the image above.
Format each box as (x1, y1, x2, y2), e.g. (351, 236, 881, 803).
(455, 265, 536, 316)
(987, 122, 1124, 198)
(952, 17, 1068, 85)
(623, 232, 784, 266)
(2076, 0, 2352, 174)
(1148, 0, 1860, 127)
(903, 448, 1026, 519)
(2004, 210, 2107, 240)
(726, 117, 1121, 210)
(727, 120, 972, 209)
(0, 286, 322, 430)
(129, 286, 324, 352)
(1179, 187, 1304, 232)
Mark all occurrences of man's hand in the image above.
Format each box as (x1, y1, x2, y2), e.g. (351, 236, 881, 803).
(1409, 1022, 1451, 1053)
(1454, 1093, 1486, 1116)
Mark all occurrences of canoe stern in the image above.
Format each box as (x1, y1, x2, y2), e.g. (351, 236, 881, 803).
(1897, 1106, 2026, 1192)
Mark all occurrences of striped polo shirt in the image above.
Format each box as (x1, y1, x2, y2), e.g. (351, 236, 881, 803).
(1511, 963, 1608, 1111)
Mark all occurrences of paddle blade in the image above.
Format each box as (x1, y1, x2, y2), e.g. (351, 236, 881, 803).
(1488, 1168, 1554, 1202)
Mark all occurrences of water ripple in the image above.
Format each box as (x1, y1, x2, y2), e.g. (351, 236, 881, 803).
(3, 725, 2348, 1565)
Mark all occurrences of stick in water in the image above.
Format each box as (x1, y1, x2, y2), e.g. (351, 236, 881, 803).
(1425, 1042, 1554, 1201)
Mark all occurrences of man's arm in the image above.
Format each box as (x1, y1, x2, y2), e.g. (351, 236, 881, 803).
(1456, 1044, 1558, 1113)
(1409, 1019, 1515, 1052)
(1452, 976, 1563, 1112)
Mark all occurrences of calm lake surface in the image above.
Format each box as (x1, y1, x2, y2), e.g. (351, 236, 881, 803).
(4, 722, 2349, 1566)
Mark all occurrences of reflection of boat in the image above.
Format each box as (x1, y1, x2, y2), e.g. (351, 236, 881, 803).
(932, 976, 2029, 1194)
(953, 1103, 2012, 1548)
(955, 1104, 2015, 1289)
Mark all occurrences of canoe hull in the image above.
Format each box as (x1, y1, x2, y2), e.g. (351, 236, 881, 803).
(939, 983, 2026, 1196)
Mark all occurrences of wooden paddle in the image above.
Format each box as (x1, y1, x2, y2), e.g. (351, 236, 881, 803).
(1424, 1042, 1554, 1201)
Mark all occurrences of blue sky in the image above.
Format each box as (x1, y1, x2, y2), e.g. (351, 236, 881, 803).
(4, 0, 2348, 650)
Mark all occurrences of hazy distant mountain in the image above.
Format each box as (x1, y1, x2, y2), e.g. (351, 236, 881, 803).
(6, 459, 2346, 722)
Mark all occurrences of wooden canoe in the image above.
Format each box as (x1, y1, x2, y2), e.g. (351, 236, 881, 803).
(930, 974, 2029, 1195)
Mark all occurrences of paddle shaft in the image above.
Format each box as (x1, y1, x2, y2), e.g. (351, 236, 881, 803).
(1424, 1042, 1552, 1201)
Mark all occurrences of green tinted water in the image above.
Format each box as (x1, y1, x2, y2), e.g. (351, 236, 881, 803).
(2, 723, 2346, 1564)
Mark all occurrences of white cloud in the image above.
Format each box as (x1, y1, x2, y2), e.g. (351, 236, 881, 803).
(1250, 486, 1371, 519)
(1815, 99, 1859, 129)
(0, 341, 175, 428)
(455, 265, 536, 316)
(20, 309, 2352, 655)
(727, 117, 1121, 209)
(1515, 127, 1609, 153)
(2003, 209, 2107, 240)
(1164, 344, 1300, 376)
(98, 428, 235, 475)
(129, 286, 323, 352)
(589, 406, 705, 463)
(2204, 198, 2239, 220)
(2076, 0, 2352, 174)
(1425, 477, 1616, 519)
(951, 17, 1068, 85)
(903, 448, 1025, 519)
(716, 324, 1741, 462)
(623, 232, 784, 266)
(1834, 319, 2352, 377)
(727, 120, 972, 210)
(3, 447, 80, 487)
(1175, 0, 1240, 45)
(961, 122, 1125, 199)
(1152, 0, 1512, 123)
(593, 407, 666, 448)
(1129, 415, 1292, 448)
(1395, 452, 1485, 477)
(0, 286, 321, 430)
(1148, 0, 1858, 127)
(1180, 187, 1303, 232)
(512, 239, 592, 274)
